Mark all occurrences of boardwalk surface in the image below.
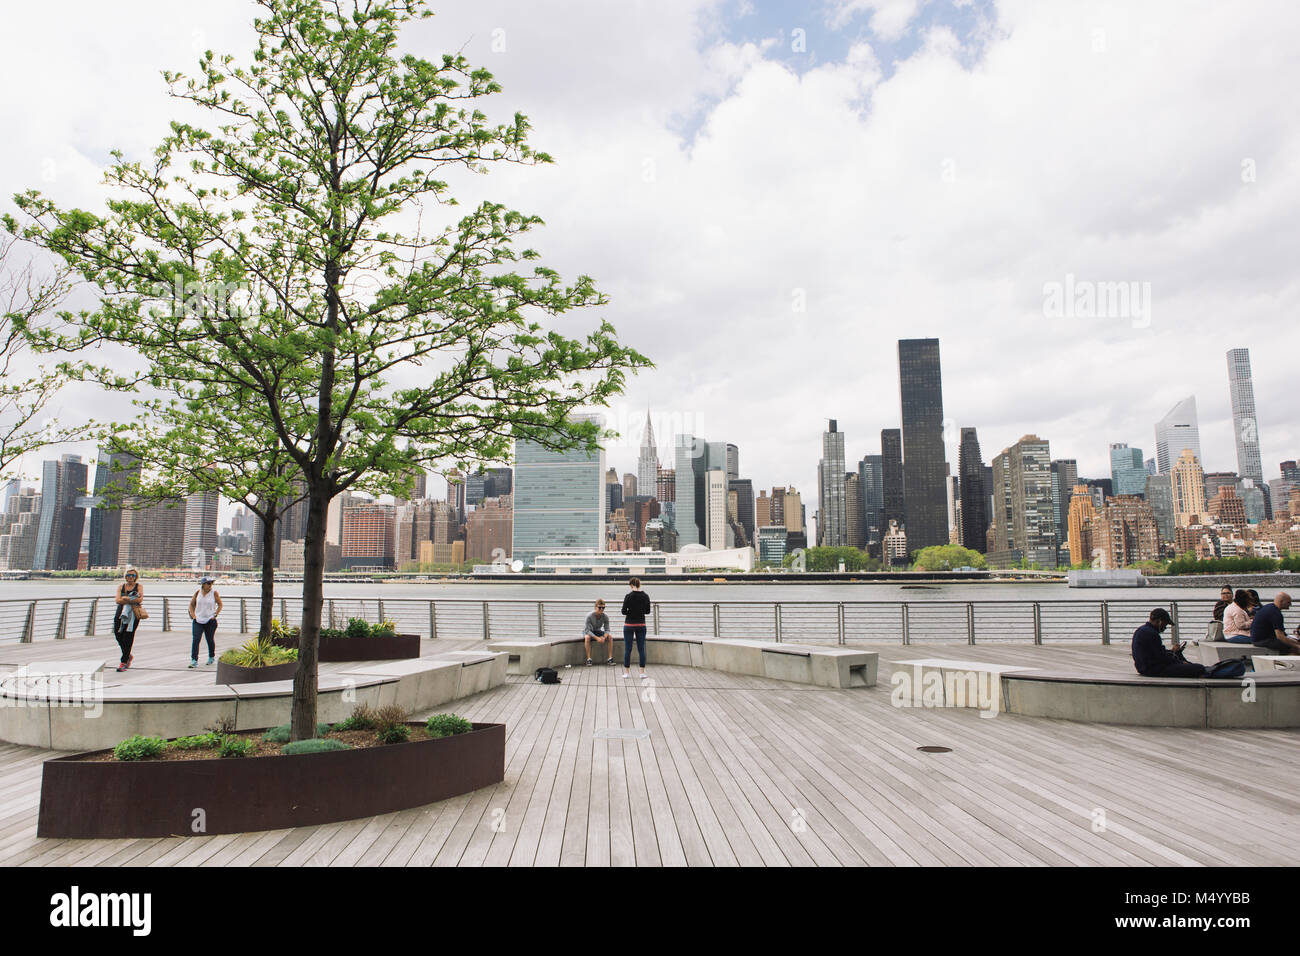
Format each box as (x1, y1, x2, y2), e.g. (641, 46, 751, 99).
(1, 634, 1296, 866)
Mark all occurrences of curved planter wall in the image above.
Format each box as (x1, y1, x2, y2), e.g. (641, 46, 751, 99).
(37, 722, 505, 839)
(215, 660, 299, 685)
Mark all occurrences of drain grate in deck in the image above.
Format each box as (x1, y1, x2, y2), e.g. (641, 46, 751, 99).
(916, 745, 953, 753)
(594, 728, 652, 740)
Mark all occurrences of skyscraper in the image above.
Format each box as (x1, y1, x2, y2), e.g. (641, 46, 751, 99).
(989, 436, 1057, 568)
(898, 338, 948, 551)
(32, 455, 88, 571)
(184, 489, 220, 568)
(958, 428, 988, 554)
(1109, 443, 1146, 496)
(845, 473, 864, 549)
(119, 497, 187, 569)
(637, 411, 659, 499)
(881, 428, 904, 533)
(726, 444, 739, 482)
(1050, 459, 1079, 556)
(674, 435, 701, 547)
(1144, 473, 1175, 547)
(729, 477, 755, 547)
(858, 455, 884, 557)
(1171, 449, 1207, 528)
(1066, 485, 1095, 567)
(511, 414, 606, 567)
(819, 420, 846, 547)
(1226, 348, 1264, 490)
(87, 449, 140, 568)
(1154, 396, 1202, 474)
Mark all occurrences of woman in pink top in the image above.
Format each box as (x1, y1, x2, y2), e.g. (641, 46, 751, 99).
(1223, 589, 1254, 643)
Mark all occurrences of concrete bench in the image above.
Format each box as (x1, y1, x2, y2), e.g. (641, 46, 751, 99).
(487, 635, 706, 673)
(891, 658, 1034, 711)
(1001, 668, 1300, 728)
(1189, 641, 1273, 665)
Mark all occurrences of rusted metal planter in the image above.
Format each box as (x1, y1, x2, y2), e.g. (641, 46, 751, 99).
(214, 660, 299, 685)
(319, 632, 421, 662)
(37, 722, 506, 838)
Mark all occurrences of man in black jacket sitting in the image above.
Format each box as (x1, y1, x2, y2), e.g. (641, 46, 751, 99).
(1132, 608, 1208, 678)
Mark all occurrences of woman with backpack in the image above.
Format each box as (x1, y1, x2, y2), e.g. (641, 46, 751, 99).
(187, 575, 223, 668)
(112, 567, 145, 672)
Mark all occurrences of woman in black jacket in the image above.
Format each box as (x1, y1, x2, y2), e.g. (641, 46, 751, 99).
(620, 577, 651, 680)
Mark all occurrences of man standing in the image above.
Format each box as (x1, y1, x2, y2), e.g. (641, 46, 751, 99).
(620, 576, 651, 681)
(1132, 608, 1207, 678)
(1251, 592, 1298, 655)
(582, 599, 614, 666)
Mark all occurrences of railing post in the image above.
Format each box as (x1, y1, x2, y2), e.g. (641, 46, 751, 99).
(966, 602, 975, 645)
(85, 597, 98, 636)
(429, 601, 437, 640)
(837, 602, 845, 645)
(1100, 600, 1110, 645)
(162, 596, 171, 633)
(1170, 601, 1180, 642)
(21, 600, 35, 643)
(55, 600, 69, 640)
(329, 600, 336, 628)
(280, 597, 287, 624)
(377, 599, 385, 625)
(652, 603, 660, 635)
(1032, 602, 1042, 645)
(901, 603, 910, 646)
(712, 603, 720, 638)
(774, 603, 782, 643)
(240, 597, 249, 634)
(482, 601, 490, 641)
(537, 601, 545, 639)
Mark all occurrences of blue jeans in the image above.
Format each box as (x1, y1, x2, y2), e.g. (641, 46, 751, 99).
(191, 619, 217, 660)
(1223, 634, 1252, 644)
(623, 625, 647, 668)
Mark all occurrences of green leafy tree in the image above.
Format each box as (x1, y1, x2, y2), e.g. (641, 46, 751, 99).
(9, 0, 649, 738)
(910, 544, 987, 571)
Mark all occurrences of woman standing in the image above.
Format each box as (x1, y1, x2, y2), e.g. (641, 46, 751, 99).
(620, 576, 651, 681)
(113, 567, 144, 672)
(188, 576, 223, 668)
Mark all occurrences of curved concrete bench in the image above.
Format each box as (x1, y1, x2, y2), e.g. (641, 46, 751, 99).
(488, 635, 877, 689)
(0, 651, 507, 751)
(1001, 669, 1300, 728)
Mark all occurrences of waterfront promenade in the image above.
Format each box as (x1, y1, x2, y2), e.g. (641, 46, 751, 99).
(1, 631, 1297, 866)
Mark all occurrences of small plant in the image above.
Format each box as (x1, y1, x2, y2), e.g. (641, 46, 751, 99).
(220, 635, 298, 667)
(113, 735, 166, 761)
(218, 735, 255, 758)
(425, 714, 473, 738)
(171, 732, 222, 751)
(282, 738, 353, 755)
(372, 618, 398, 638)
(319, 627, 345, 640)
(205, 715, 236, 735)
(345, 616, 371, 639)
(333, 703, 376, 731)
(262, 723, 331, 744)
(376, 723, 411, 744)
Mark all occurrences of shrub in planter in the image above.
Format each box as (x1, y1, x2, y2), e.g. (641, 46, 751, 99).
(220, 637, 297, 668)
(334, 703, 376, 731)
(345, 616, 371, 639)
(282, 739, 353, 755)
(376, 723, 411, 744)
(219, 736, 255, 758)
(319, 627, 345, 640)
(262, 722, 332, 744)
(114, 735, 166, 761)
(372, 618, 398, 638)
(425, 714, 473, 738)
(171, 732, 221, 751)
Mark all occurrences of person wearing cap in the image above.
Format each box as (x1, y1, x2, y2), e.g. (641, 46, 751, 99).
(1132, 608, 1207, 678)
(187, 576, 223, 668)
(582, 599, 614, 666)
(112, 567, 145, 672)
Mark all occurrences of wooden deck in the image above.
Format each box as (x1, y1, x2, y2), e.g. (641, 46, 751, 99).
(2, 635, 1298, 866)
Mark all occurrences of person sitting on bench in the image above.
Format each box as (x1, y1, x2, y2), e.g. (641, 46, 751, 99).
(1251, 592, 1299, 655)
(1132, 608, 1207, 678)
(583, 599, 614, 666)
(1223, 589, 1255, 644)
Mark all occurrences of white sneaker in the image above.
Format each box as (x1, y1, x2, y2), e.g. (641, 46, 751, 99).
(621, 672, 629, 679)
(640, 672, 649, 680)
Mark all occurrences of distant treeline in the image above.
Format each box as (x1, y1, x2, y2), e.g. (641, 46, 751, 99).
(1165, 553, 1300, 576)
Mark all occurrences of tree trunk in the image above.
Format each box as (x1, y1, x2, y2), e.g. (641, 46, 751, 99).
(258, 503, 278, 640)
(290, 484, 330, 741)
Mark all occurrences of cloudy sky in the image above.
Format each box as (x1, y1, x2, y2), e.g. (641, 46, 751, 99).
(3, 0, 1298, 524)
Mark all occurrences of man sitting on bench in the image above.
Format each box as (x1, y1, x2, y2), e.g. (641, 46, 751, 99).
(1132, 608, 1207, 678)
(1251, 592, 1299, 655)
(583, 599, 614, 666)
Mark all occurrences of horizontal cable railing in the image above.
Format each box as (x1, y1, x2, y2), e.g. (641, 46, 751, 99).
(0, 594, 1225, 646)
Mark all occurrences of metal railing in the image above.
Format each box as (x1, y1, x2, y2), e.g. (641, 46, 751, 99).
(0, 595, 1220, 646)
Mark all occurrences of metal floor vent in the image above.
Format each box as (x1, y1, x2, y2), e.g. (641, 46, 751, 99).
(916, 745, 953, 753)
(594, 728, 652, 740)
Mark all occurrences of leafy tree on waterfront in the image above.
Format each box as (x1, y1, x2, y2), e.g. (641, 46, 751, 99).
(784, 547, 881, 572)
(0, 231, 81, 479)
(910, 544, 987, 572)
(8, 0, 649, 739)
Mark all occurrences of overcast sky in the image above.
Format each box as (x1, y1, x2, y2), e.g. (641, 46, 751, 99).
(3, 0, 1297, 525)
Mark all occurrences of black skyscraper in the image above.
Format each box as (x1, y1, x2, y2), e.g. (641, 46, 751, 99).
(957, 428, 988, 553)
(881, 428, 905, 533)
(88, 449, 141, 568)
(898, 338, 948, 552)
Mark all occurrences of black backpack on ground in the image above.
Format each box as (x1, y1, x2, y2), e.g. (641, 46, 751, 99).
(534, 667, 561, 684)
(1205, 657, 1251, 679)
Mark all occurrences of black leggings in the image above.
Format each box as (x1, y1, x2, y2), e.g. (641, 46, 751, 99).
(115, 625, 137, 664)
(191, 619, 217, 660)
(623, 625, 647, 668)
